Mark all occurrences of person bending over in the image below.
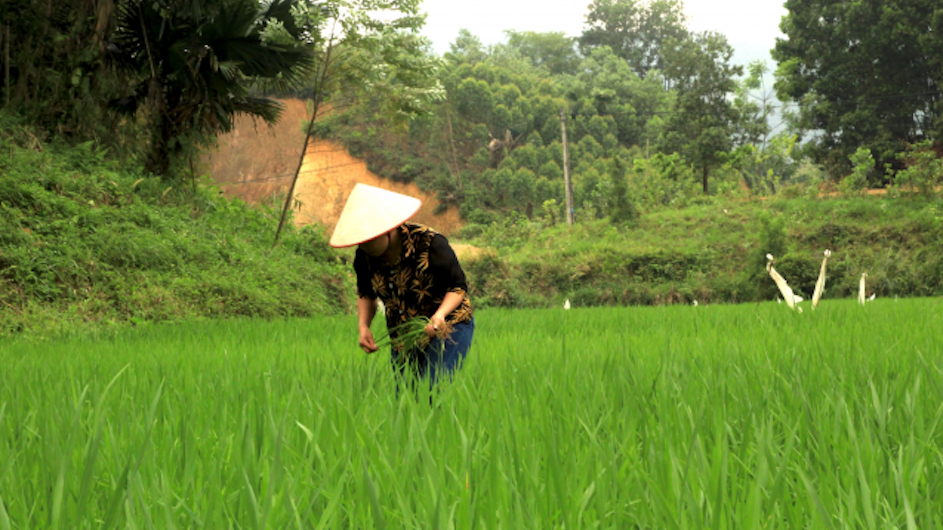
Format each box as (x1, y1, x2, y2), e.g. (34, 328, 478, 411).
(330, 183, 474, 385)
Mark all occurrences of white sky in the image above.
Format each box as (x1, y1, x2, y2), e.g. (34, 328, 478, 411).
(419, 0, 789, 68)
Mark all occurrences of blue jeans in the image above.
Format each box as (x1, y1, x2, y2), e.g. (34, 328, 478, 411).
(391, 317, 474, 386)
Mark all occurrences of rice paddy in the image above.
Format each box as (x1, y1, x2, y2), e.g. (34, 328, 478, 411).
(2, 298, 942, 529)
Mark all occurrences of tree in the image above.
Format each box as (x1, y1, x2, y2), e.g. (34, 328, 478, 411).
(108, 0, 314, 176)
(274, 0, 444, 244)
(608, 156, 638, 224)
(504, 30, 580, 76)
(733, 61, 774, 149)
(446, 29, 488, 65)
(0, 0, 143, 152)
(580, 0, 688, 78)
(454, 79, 494, 122)
(773, 0, 943, 178)
(566, 46, 672, 148)
(661, 32, 742, 194)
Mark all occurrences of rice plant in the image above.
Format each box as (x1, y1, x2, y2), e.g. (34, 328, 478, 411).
(1, 298, 942, 528)
(374, 316, 433, 353)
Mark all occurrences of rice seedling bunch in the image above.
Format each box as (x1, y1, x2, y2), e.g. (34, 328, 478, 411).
(373, 315, 436, 354)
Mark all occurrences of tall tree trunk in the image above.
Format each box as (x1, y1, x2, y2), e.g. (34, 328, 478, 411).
(702, 165, 709, 194)
(32, 0, 55, 104)
(3, 25, 8, 109)
(14, 33, 34, 104)
(93, 0, 116, 52)
(146, 110, 173, 177)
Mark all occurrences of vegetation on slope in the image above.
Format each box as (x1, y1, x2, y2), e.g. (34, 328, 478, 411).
(459, 195, 943, 307)
(0, 116, 351, 338)
(2, 113, 941, 339)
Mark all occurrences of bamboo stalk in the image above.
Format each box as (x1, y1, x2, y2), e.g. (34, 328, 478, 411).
(273, 20, 339, 246)
(4, 25, 9, 109)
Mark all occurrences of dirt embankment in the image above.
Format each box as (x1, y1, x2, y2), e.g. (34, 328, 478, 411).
(204, 99, 462, 235)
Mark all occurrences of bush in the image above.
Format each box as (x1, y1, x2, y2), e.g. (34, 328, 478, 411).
(756, 211, 786, 268)
(0, 123, 352, 338)
(840, 147, 874, 195)
(893, 140, 943, 199)
(630, 152, 699, 208)
(608, 157, 639, 225)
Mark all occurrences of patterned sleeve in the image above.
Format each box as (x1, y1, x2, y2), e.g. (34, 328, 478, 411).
(428, 234, 468, 293)
(353, 249, 376, 299)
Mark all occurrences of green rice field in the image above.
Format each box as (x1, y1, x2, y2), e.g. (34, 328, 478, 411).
(1, 299, 942, 529)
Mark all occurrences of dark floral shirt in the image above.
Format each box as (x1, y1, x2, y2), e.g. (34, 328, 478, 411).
(354, 224, 473, 349)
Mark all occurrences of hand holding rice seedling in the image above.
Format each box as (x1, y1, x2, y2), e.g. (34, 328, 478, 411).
(333, 184, 475, 384)
(374, 316, 434, 353)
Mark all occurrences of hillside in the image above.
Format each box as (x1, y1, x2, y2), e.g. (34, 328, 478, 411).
(204, 99, 463, 235)
(459, 196, 943, 308)
(0, 117, 353, 338)
(3, 114, 942, 339)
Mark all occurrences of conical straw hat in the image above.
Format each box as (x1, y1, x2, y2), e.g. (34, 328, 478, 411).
(329, 183, 422, 248)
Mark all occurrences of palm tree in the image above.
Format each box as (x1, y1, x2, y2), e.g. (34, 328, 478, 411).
(108, 0, 314, 177)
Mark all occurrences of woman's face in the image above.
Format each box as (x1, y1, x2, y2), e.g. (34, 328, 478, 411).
(359, 231, 391, 257)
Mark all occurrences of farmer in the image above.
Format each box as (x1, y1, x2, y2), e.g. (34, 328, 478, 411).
(330, 183, 474, 385)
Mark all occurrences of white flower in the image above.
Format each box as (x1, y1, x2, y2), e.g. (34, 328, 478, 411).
(564, 299, 570, 310)
(692, 300, 698, 306)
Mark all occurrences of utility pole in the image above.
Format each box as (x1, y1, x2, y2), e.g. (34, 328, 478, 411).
(560, 107, 574, 225)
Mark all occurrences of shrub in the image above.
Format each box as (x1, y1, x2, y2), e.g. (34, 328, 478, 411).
(0, 123, 351, 338)
(608, 157, 639, 225)
(840, 147, 874, 195)
(893, 140, 943, 199)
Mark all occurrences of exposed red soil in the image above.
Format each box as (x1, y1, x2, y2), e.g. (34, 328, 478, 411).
(203, 99, 463, 235)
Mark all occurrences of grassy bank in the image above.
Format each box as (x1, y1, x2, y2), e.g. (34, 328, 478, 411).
(4, 113, 943, 337)
(0, 117, 353, 338)
(459, 196, 943, 307)
(2, 300, 941, 527)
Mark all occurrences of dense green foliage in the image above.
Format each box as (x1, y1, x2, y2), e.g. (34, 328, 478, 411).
(580, 0, 688, 76)
(3, 113, 942, 337)
(0, 0, 319, 175)
(459, 195, 943, 308)
(316, 0, 943, 223)
(317, 18, 763, 225)
(0, 0, 435, 180)
(2, 300, 942, 527)
(0, 115, 351, 337)
(773, 0, 943, 178)
(662, 31, 743, 193)
(107, 0, 315, 175)
(0, 0, 149, 159)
